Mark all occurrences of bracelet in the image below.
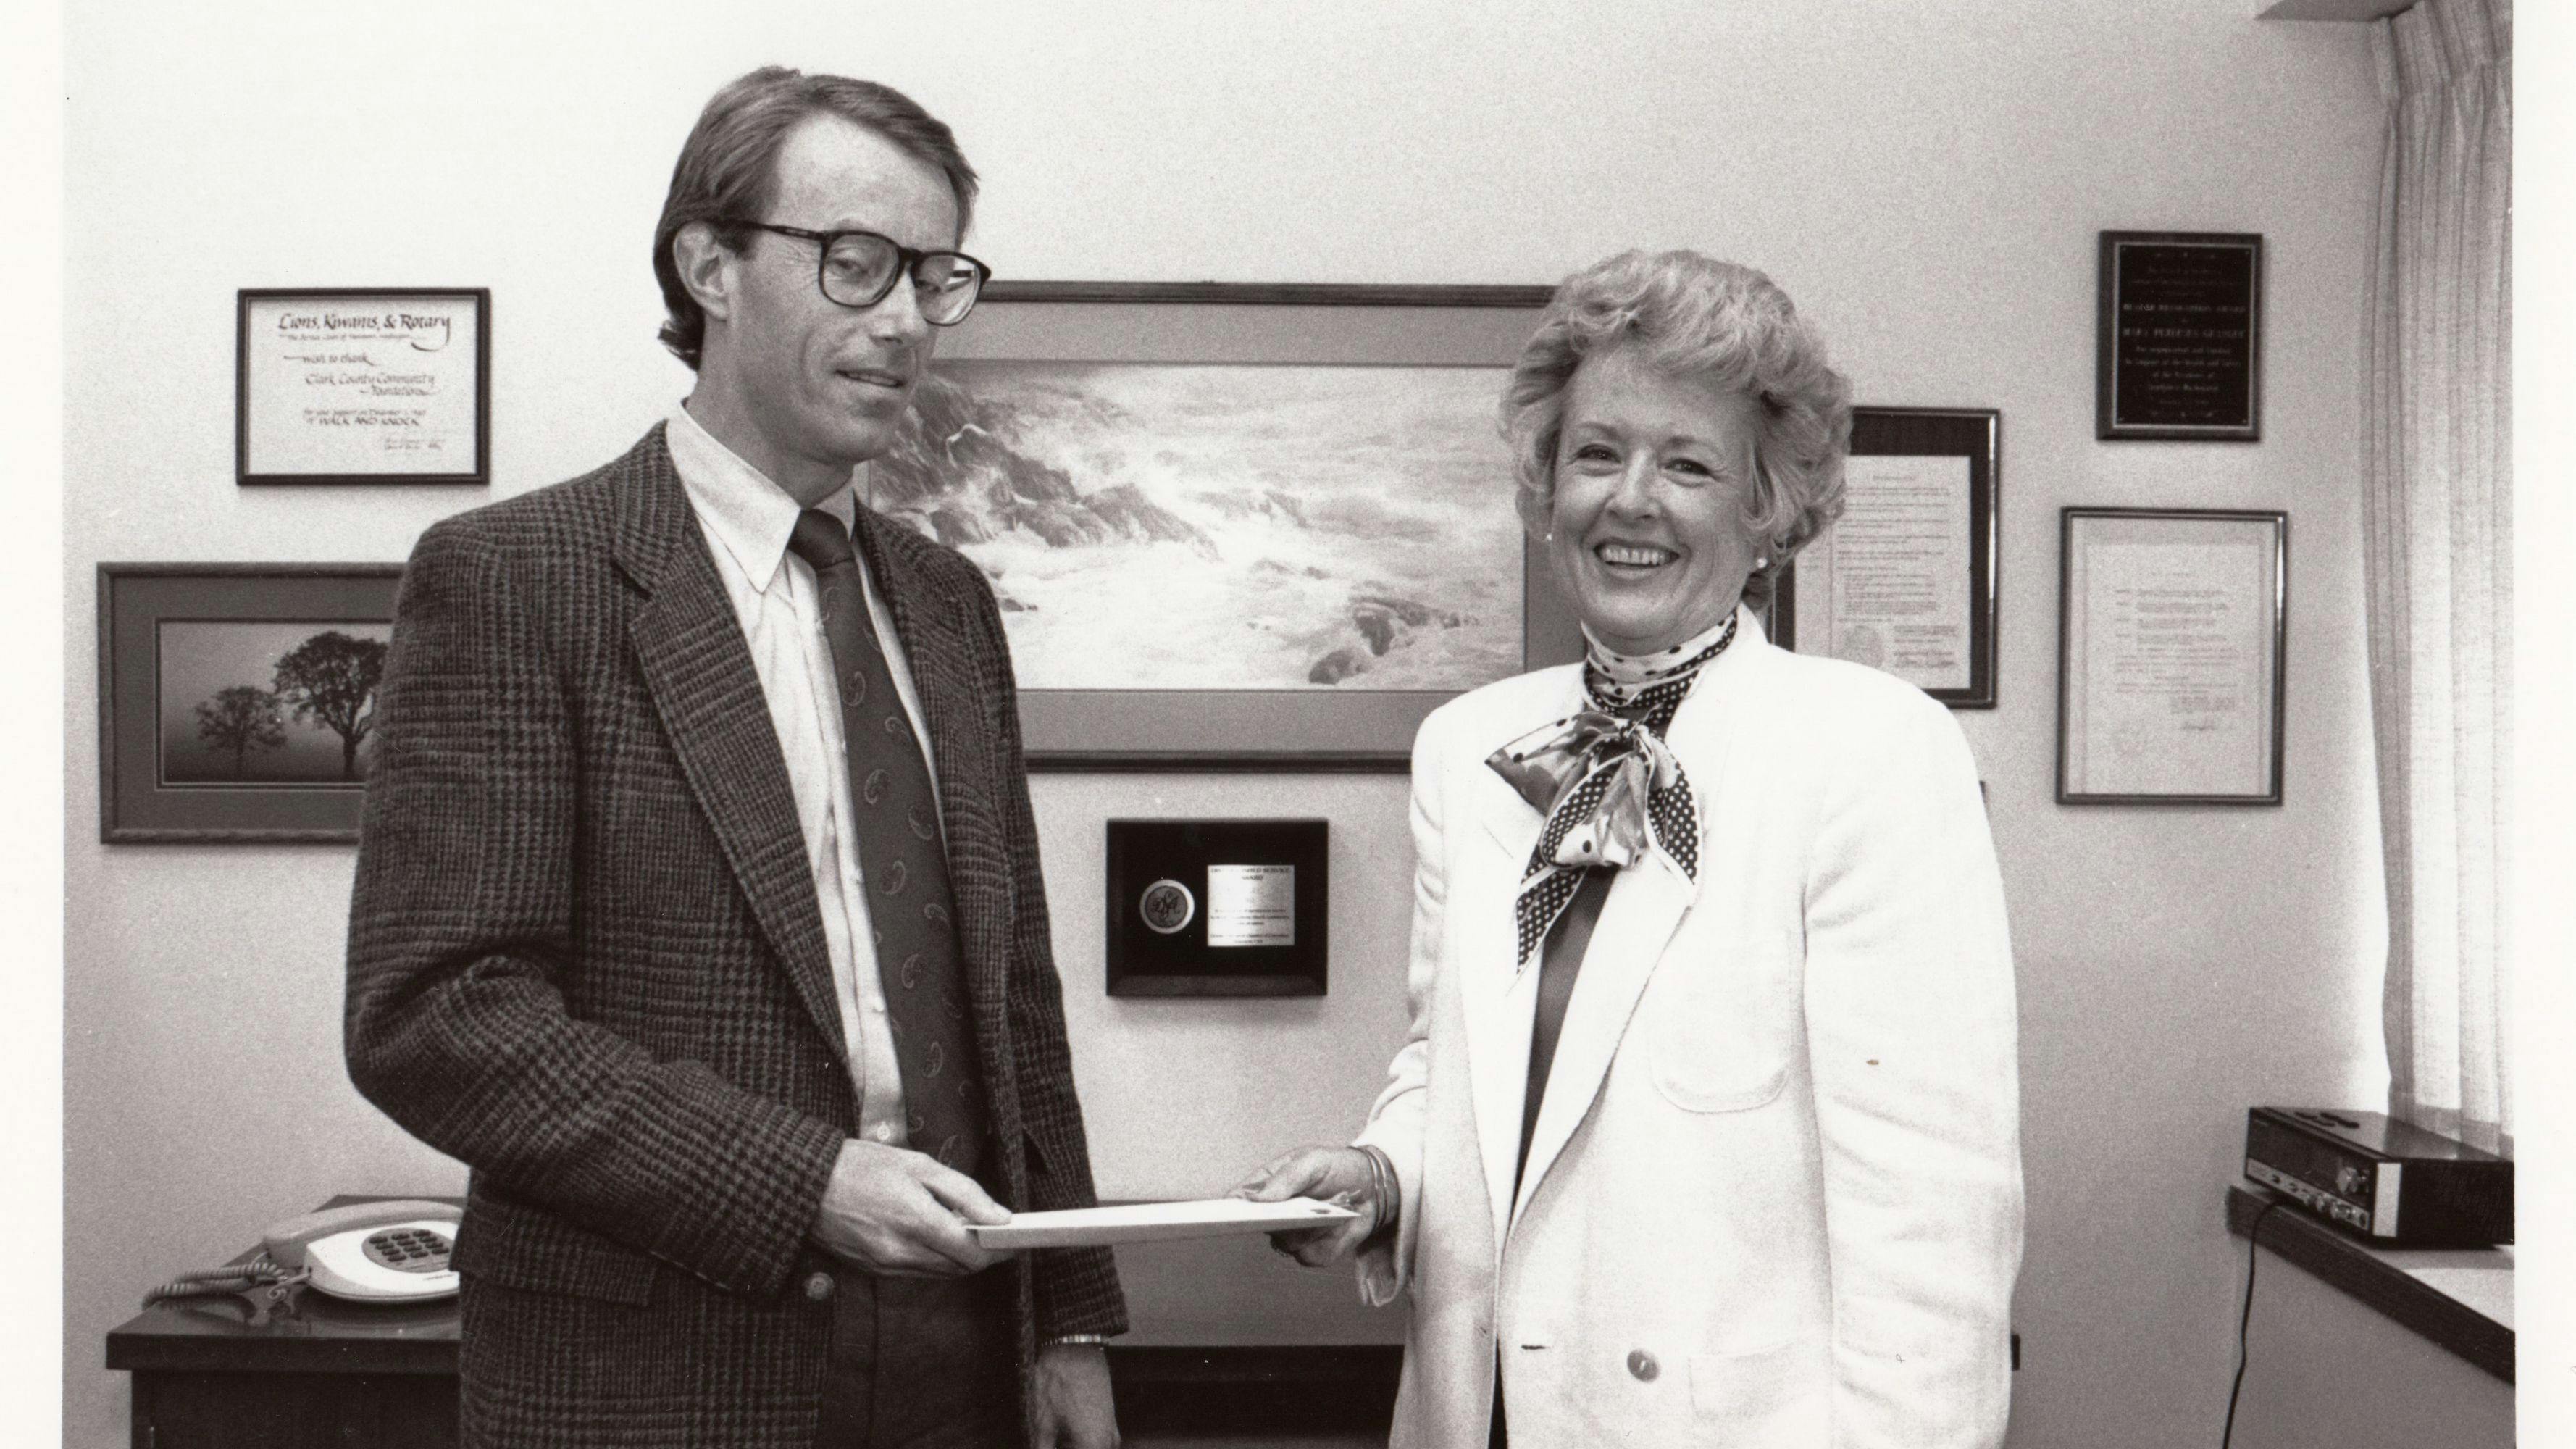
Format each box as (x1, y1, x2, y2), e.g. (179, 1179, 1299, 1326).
(1046, 1333, 1110, 1348)
(1355, 1144, 1400, 1246)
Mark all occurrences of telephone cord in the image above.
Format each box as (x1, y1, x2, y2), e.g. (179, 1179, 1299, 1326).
(142, 1254, 309, 1307)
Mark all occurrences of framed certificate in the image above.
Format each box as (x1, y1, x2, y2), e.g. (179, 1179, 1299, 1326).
(2056, 509, 2287, 804)
(237, 288, 490, 485)
(2095, 232, 2263, 442)
(1776, 407, 1999, 708)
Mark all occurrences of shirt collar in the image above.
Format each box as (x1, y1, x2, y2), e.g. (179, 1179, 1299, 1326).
(666, 401, 861, 595)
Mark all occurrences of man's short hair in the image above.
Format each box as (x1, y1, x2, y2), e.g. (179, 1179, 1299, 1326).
(653, 67, 980, 369)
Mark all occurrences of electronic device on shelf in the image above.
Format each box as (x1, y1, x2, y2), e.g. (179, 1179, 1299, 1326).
(2243, 1107, 2511, 1248)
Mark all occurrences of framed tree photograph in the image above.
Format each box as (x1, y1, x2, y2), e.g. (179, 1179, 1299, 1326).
(872, 282, 1577, 770)
(237, 288, 491, 485)
(98, 564, 403, 842)
(1775, 406, 2000, 708)
(2055, 509, 2288, 805)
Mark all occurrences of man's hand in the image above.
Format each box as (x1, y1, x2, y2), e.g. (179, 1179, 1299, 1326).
(808, 1139, 1014, 1277)
(1229, 1144, 1382, 1268)
(1034, 1342, 1119, 1449)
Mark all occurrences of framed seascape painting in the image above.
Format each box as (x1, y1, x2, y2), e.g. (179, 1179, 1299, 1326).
(99, 564, 403, 842)
(872, 282, 1578, 769)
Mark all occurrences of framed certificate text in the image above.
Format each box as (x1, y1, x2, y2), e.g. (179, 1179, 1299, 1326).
(2056, 509, 2286, 805)
(237, 288, 490, 485)
(1777, 407, 1999, 708)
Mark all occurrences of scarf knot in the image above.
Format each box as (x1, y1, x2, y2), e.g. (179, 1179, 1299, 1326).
(1486, 613, 1736, 969)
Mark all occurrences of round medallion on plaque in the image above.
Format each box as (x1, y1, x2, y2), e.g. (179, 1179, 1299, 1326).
(1138, 878, 1196, 936)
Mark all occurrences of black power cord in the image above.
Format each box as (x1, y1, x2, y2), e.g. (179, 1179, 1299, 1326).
(2220, 1199, 2286, 1448)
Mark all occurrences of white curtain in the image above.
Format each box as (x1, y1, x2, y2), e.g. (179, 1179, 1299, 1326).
(2363, 0, 2512, 1156)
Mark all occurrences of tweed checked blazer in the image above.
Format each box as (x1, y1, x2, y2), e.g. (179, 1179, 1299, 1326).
(346, 424, 1126, 1448)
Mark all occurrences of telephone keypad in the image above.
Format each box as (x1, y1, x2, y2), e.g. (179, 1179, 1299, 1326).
(361, 1227, 455, 1274)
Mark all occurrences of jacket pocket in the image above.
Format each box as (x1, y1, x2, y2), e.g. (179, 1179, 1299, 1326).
(1643, 934, 1797, 1114)
(453, 1189, 658, 1306)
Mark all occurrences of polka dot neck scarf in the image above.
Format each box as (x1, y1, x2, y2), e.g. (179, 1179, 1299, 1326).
(1486, 612, 1737, 970)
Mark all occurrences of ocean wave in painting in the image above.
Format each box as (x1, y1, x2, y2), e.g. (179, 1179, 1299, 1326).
(869, 361, 1523, 692)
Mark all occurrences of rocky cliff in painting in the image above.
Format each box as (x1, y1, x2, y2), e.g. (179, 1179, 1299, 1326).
(872, 372, 1214, 565)
(867, 362, 1521, 693)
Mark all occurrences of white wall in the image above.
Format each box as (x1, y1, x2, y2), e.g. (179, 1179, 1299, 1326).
(62, 3, 2395, 1445)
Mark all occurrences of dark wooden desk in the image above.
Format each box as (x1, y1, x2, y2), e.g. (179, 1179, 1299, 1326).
(108, 1204, 1404, 1447)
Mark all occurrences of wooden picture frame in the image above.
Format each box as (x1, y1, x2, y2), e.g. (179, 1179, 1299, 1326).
(885, 282, 1577, 772)
(1776, 406, 2000, 708)
(2055, 509, 2288, 804)
(237, 288, 491, 485)
(98, 563, 403, 842)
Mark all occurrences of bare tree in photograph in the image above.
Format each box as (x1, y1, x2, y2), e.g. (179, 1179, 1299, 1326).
(193, 684, 287, 777)
(272, 630, 388, 780)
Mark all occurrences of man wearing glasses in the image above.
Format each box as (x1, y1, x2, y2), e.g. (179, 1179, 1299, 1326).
(346, 67, 1124, 1448)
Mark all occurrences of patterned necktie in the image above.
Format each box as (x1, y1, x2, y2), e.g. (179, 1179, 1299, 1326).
(785, 509, 986, 1176)
(1486, 614, 1736, 969)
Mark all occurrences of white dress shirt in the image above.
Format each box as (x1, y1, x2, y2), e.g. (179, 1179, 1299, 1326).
(666, 401, 939, 1152)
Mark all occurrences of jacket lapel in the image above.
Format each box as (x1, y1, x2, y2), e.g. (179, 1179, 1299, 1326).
(1504, 607, 1763, 1226)
(1455, 675, 1571, 1252)
(611, 427, 850, 1077)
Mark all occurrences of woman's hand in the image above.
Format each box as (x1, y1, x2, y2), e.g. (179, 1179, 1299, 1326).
(1229, 1145, 1386, 1267)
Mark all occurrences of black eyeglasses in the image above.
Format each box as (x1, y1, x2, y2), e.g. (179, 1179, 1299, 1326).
(731, 222, 992, 326)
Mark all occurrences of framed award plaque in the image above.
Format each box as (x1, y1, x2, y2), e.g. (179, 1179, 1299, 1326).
(1104, 818, 1329, 996)
(2095, 233, 2263, 442)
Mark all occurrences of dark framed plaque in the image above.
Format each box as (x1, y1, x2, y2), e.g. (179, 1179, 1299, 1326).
(1774, 406, 1999, 707)
(2095, 233, 2262, 442)
(98, 563, 403, 842)
(1105, 819, 1329, 996)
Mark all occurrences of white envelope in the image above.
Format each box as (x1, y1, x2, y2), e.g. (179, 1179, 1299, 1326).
(964, 1196, 1359, 1249)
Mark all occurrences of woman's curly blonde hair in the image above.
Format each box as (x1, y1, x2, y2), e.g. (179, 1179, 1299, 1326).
(1500, 250, 1853, 612)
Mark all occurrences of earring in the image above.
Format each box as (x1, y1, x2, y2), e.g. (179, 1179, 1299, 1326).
(1754, 555, 1770, 569)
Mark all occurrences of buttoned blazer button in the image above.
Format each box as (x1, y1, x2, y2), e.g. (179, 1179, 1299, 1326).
(804, 1271, 835, 1302)
(1626, 1349, 1658, 1382)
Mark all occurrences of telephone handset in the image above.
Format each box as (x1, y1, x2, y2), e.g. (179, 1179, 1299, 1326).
(263, 1200, 461, 1302)
(144, 1199, 462, 1315)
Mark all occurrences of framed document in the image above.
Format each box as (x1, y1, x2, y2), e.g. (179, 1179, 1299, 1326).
(97, 563, 403, 842)
(2096, 232, 2262, 441)
(237, 288, 490, 485)
(1776, 407, 1999, 708)
(874, 282, 1577, 772)
(2055, 509, 2287, 805)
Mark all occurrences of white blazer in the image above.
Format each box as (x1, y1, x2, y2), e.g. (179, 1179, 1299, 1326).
(1352, 609, 2023, 1448)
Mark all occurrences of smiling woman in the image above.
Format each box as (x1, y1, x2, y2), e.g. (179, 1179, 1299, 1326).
(1540, 348, 1768, 655)
(1229, 251, 2023, 1448)
(1501, 250, 1854, 650)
